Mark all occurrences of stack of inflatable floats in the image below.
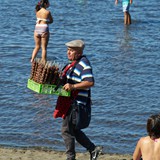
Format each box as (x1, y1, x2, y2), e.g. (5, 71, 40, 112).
(27, 58, 70, 97)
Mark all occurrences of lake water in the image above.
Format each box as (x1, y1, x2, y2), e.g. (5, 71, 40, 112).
(0, 0, 160, 154)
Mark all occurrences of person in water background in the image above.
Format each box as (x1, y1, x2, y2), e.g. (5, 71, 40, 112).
(133, 114, 160, 160)
(115, 0, 133, 25)
(31, 0, 53, 63)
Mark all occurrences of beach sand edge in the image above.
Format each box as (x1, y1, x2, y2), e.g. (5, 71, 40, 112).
(0, 147, 133, 160)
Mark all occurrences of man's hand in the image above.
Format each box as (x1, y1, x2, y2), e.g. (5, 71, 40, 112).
(63, 83, 74, 91)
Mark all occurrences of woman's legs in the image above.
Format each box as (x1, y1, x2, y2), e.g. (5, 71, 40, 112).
(31, 32, 41, 62)
(41, 32, 50, 63)
(31, 31, 49, 63)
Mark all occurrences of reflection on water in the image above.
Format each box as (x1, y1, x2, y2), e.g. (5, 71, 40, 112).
(120, 26, 133, 52)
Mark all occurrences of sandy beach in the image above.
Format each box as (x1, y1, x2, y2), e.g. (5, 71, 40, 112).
(0, 147, 133, 160)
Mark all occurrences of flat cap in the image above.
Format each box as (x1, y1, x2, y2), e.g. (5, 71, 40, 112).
(65, 40, 85, 50)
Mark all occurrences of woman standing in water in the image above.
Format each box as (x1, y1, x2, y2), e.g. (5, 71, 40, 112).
(31, 0, 53, 63)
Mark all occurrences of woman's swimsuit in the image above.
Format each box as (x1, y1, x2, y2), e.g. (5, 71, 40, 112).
(36, 18, 50, 23)
(35, 18, 49, 37)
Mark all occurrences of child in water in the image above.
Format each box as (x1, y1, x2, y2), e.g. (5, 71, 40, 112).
(133, 114, 160, 160)
(115, 0, 133, 25)
(31, 0, 53, 63)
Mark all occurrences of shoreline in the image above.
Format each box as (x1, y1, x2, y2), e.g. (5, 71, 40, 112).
(0, 147, 133, 160)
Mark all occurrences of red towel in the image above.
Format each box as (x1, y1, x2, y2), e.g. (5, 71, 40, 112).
(53, 90, 78, 119)
(53, 61, 78, 119)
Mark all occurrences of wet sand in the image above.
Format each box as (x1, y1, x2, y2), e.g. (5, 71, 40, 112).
(0, 147, 133, 160)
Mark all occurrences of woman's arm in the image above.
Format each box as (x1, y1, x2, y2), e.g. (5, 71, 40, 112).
(48, 11, 53, 24)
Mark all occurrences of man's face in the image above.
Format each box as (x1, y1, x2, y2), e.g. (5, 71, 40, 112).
(67, 47, 82, 61)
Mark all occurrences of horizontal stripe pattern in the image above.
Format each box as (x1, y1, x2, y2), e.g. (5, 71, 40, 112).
(66, 56, 94, 104)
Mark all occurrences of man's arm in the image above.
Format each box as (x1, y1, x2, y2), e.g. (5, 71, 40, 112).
(63, 81, 94, 91)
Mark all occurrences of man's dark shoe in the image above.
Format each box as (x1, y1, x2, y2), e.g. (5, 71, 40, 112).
(90, 146, 103, 160)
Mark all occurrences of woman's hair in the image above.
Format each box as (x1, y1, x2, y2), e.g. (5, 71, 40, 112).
(35, 0, 49, 12)
(147, 114, 160, 139)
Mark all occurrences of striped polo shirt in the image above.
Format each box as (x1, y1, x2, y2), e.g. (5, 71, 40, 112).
(66, 56, 94, 105)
